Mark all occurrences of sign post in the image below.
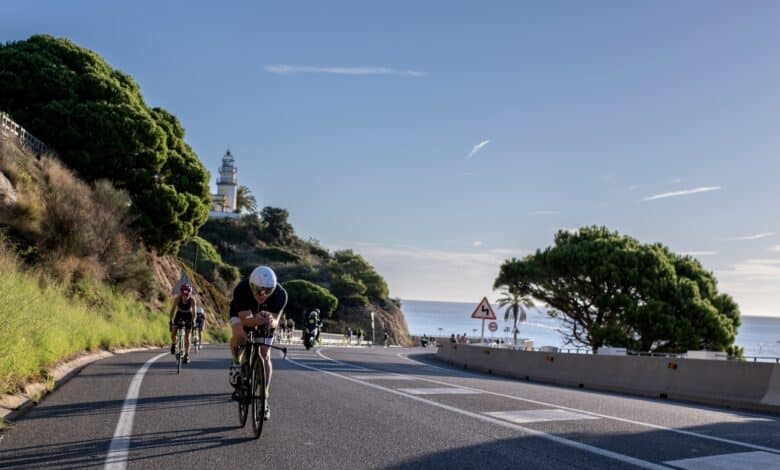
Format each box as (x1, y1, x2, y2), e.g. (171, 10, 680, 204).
(470, 297, 497, 344)
(370, 311, 375, 347)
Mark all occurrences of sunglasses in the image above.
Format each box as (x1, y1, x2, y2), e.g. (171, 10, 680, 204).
(254, 287, 274, 297)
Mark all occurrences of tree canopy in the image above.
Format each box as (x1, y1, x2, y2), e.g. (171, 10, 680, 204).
(0, 35, 210, 254)
(260, 206, 295, 245)
(495, 226, 741, 354)
(329, 250, 389, 301)
(283, 279, 339, 323)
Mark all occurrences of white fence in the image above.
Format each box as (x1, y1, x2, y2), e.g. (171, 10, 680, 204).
(0, 111, 55, 156)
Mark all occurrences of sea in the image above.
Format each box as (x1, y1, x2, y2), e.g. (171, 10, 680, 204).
(401, 299, 780, 359)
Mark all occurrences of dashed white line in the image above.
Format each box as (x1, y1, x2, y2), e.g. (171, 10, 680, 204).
(392, 351, 780, 455)
(287, 350, 671, 469)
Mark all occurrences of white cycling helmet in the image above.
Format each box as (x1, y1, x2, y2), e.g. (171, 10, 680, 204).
(249, 266, 277, 296)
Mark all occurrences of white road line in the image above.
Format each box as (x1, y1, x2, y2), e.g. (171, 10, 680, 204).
(399, 387, 480, 395)
(486, 409, 600, 424)
(665, 451, 780, 469)
(288, 354, 670, 469)
(392, 352, 780, 455)
(104, 353, 166, 470)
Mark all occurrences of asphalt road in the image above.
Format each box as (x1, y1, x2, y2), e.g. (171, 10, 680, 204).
(1, 345, 780, 469)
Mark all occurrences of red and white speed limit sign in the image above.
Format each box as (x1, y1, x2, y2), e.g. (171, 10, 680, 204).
(488, 321, 498, 332)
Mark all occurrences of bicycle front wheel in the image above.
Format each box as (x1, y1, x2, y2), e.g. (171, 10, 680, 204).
(237, 358, 249, 427)
(250, 353, 266, 439)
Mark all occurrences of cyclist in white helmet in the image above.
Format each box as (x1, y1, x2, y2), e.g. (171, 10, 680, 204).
(228, 266, 288, 420)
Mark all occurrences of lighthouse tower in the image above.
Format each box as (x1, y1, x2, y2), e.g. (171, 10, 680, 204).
(216, 149, 237, 212)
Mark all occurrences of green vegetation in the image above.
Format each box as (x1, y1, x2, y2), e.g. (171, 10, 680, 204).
(283, 279, 339, 324)
(495, 226, 741, 354)
(495, 284, 533, 347)
(197, 206, 397, 332)
(179, 236, 239, 291)
(329, 250, 389, 300)
(0, 145, 158, 299)
(0, 35, 210, 254)
(0, 246, 168, 395)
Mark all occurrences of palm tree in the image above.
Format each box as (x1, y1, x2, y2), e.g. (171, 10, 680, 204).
(235, 185, 258, 214)
(496, 285, 534, 347)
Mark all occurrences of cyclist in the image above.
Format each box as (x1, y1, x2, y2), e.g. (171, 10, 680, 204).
(194, 306, 206, 349)
(169, 284, 197, 363)
(229, 266, 288, 420)
(306, 308, 321, 343)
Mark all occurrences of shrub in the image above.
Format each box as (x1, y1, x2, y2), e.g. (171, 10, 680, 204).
(0, 247, 168, 394)
(330, 274, 369, 306)
(283, 279, 339, 324)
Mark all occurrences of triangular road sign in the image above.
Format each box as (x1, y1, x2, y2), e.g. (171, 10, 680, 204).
(471, 297, 496, 320)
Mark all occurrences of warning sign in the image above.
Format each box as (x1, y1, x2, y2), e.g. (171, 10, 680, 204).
(471, 297, 497, 320)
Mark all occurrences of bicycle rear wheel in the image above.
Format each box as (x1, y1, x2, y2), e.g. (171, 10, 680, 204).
(177, 331, 184, 374)
(237, 355, 249, 427)
(250, 353, 266, 439)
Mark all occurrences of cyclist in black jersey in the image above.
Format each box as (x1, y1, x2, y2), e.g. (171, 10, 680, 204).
(229, 266, 288, 419)
(169, 284, 198, 363)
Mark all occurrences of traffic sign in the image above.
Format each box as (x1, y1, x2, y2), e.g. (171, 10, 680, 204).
(488, 321, 498, 332)
(470, 297, 497, 320)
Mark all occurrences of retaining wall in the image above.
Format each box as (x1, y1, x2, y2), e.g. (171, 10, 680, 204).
(436, 343, 780, 413)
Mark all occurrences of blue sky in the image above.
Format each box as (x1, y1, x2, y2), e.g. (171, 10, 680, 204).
(4, 1, 780, 314)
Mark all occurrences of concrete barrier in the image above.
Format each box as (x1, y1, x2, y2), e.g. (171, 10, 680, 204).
(436, 343, 780, 414)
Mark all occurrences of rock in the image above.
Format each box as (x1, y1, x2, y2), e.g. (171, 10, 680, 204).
(0, 171, 17, 207)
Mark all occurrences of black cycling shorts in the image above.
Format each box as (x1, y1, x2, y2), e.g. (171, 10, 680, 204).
(173, 312, 193, 329)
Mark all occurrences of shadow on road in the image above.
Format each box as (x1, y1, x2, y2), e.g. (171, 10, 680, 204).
(0, 426, 252, 469)
(10, 392, 231, 422)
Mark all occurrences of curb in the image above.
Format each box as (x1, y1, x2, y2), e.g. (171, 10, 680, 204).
(0, 346, 162, 425)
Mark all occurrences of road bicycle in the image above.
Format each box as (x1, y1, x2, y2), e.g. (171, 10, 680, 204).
(192, 327, 202, 352)
(236, 328, 287, 438)
(173, 321, 187, 374)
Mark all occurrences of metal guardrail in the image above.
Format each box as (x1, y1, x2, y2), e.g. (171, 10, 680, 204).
(0, 111, 55, 156)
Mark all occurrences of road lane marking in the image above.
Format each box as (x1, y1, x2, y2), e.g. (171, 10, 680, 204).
(398, 387, 480, 395)
(352, 374, 416, 380)
(104, 352, 166, 470)
(393, 351, 780, 455)
(664, 451, 780, 469)
(288, 354, 671, 469)
(486, 409, 600, 424)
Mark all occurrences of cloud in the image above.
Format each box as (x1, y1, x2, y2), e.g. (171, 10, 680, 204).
(681, 251, 718, 256)
(641, 186, 721, 201)
(530, 210, 560, 215)
(627, 185, 640, 191)
(472, 241, 483, 247)
(264, 65, 426, 77)
(467, 140, 490, 159)
(727, 232, 775, 241)
(772, 245, 780, 252)
(669, 178, 682, 184)
(717, 258, 780, 283)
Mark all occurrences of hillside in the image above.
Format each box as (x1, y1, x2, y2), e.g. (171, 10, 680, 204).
(190, 211, 412, 345)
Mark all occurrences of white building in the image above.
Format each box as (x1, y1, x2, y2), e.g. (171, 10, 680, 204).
(209, 149, 241, 219)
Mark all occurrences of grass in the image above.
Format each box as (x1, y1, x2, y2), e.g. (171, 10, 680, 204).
(0, 248, 169, 395)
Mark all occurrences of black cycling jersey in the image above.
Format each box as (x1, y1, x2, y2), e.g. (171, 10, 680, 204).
(229, 279, 288, 318)
(177, 296, 194, 314)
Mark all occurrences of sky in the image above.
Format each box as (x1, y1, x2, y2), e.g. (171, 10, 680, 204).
(3, 1, 780, 314)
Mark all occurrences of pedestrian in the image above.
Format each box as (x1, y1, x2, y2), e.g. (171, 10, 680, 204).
(357, 329, 363, 345)
(383, 331, 389, 348)
(348, 327, 353, 345)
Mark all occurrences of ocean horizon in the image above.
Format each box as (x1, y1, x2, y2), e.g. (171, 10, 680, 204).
(401, 299, 780, 358)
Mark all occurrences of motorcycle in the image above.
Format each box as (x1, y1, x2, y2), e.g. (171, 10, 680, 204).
(303, 321, 318, 350)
